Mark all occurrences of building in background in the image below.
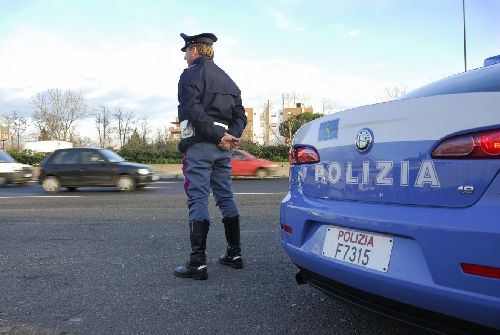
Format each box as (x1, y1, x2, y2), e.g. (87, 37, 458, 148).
(168, 117, 181, 141)
(283, 102, 314, 122)
(240, 108, 254, 142)
(262, 101, 283, 146)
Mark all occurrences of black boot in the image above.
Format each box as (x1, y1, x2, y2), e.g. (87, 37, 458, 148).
(175, 220, 210, 280)
(219, 216, 243, 269)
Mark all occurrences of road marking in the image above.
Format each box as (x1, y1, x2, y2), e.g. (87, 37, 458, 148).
(0, 196, 84, 199)
(234, 192, 285, 195)
(153, 181, 182, 184)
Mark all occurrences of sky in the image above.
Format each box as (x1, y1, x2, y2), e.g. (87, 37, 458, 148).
(0, 0, 499, 140)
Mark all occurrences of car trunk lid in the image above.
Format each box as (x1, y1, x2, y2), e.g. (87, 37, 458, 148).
(292, 92, 500, 208)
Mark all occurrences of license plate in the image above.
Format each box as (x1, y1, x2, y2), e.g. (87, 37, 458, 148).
(322, 226, 393, 272)
(152, 175, 160, 181)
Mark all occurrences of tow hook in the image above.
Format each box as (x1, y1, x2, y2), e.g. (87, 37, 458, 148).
(295, 271, 307, 285)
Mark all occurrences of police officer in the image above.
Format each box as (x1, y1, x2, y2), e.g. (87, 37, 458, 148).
(174, 32, 247, 280)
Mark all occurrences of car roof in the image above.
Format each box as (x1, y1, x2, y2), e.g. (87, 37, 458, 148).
(400, 63, 500, 100)
(53, 147, 104, 152)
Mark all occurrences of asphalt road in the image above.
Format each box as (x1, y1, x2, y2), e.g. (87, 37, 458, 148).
(0, 179, 427, 335)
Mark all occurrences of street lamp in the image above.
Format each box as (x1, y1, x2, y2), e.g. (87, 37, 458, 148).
(462, 0, 467, 72)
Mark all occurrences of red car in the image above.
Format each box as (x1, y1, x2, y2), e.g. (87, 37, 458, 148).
(230, 149, 278, 178)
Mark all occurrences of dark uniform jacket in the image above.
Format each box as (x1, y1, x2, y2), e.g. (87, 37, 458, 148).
(177, 56, 247, 153)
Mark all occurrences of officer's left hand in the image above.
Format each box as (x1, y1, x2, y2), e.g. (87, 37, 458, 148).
(218, 133, 239, 150)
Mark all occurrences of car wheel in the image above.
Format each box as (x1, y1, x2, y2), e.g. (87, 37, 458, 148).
(67, 187, 78, 192)
(0, 175, 6, 187)
(256, 168, 269, 179)
(42, 176, 61, 193)
(115, 175, 135, 192)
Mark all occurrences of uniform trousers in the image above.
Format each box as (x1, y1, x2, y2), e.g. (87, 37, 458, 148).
(182, 142, 239, 221)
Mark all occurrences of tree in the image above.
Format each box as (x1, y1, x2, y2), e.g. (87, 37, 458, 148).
(38, 128, 50, 141)
(125, 128, 142, 149)
(282, 92, 310, 108)
(139, 117, 151, 146)
(69, 133, 93, 147)
(380, 85, 408, 101)
(279, 112, 324, 145)
(321, 98, 339, 115)
(94, 105, 112, 148)
(113, 108, 135, 148)
(31, 88, 87, 141)
(153, 126, 169, 148)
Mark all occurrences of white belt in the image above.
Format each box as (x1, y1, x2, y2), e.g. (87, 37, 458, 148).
(214, 122, 228, 130)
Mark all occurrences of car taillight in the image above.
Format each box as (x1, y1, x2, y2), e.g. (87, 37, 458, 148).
(39, 167, 44, 175)
(289, 146, 320, 165)
(432, 129, 500, 159)
(480, 131, 500, 155)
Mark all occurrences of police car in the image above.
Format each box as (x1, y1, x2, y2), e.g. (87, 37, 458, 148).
(280, 58, 500, 332)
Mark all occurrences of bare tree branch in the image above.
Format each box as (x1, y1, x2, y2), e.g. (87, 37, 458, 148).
(380, 85, 408, 102)
(113, 108, 135, 148)
(139, 117, 151, 145)
(31, 89, 87, 141)
(94, 105, 112, 148)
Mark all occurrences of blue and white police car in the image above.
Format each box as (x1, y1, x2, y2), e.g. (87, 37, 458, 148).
(280, 58, 500, 332)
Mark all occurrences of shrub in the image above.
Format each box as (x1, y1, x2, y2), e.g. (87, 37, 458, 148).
(239, 143, 290, 162)
(7, 142, 290, 165)
(7, 150, 48, 166)
(118, 143, 183, 164)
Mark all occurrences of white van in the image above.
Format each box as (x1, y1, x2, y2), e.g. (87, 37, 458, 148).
(0, 150, 34, 186)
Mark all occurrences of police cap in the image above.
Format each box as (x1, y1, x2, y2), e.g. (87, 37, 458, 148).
(180, 33, 218, 52)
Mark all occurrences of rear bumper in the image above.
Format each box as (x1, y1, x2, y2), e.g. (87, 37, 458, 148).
(294, 266, 499, 335)
(280, 173, 500, 330)
(283, 238, 500, 330)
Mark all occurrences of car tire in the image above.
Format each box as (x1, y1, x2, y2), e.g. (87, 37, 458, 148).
(42, 176, 61, 193)
(115, 175, 135, 192)
(256, 168, 269, 179)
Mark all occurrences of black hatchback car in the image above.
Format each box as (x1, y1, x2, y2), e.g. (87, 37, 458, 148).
(38, 147, 159, 193)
